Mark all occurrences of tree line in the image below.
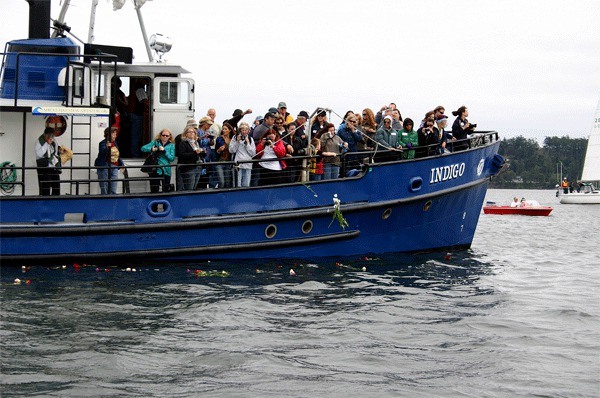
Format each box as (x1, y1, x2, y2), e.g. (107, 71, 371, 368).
(490, 135, 588, 189)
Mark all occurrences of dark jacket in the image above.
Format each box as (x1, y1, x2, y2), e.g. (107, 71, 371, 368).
(417, 126, 440, 158)
(178, 140, 203, 172)
(338, 126, 363, 153)
(94, 139, 124, 168)
(452, 116, 471, 150)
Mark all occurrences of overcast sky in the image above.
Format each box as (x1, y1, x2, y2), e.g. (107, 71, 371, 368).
(2, 0, 599, 142)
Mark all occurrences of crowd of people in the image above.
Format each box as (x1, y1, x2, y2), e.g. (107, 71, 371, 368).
(127, 102, 477, 193)
(34, 102, 478, 195)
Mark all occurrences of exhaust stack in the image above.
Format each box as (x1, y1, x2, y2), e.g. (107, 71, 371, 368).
(28, 0, 51, 39)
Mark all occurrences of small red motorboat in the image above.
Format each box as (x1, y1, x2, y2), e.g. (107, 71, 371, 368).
(483, 201, 553, 216)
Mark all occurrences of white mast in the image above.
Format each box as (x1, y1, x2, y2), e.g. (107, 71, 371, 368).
(87, 0, 100, 43)
(134, 0, 155, 62)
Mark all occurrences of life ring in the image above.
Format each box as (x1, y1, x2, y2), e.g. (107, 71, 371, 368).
(45, 115, 67, 137)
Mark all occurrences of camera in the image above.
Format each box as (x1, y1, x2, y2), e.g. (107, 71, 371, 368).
(468, 123, 477, 130)
(265, 139, 272, 146)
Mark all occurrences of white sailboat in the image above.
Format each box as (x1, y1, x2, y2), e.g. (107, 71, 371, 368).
(558, 99, 600, 204)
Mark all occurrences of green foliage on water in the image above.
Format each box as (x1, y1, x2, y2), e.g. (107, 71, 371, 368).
(491, 135, 588, 189)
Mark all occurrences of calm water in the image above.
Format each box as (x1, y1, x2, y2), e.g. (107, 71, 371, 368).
(1, 189, 599, 397)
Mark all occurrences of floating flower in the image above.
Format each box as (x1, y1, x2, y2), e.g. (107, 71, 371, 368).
(289, 269, 296, 276)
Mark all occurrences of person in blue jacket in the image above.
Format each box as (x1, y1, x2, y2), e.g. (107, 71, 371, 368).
(95, 126, 124, 194)
(337, 115, 363, 176)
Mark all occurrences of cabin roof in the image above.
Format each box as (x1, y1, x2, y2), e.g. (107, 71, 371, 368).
(112, 63, 191, 75)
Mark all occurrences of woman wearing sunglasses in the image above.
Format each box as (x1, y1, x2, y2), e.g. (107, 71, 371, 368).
(141, 129, 176, 193)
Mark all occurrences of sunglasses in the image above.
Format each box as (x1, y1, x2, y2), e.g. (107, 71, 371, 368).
(161, 134, 171, 137)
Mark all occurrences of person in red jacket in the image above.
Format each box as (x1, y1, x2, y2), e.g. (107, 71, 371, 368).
(255, 128, 287, 186)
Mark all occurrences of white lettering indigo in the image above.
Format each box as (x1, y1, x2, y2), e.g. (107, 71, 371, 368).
(429, 163, 465, 184)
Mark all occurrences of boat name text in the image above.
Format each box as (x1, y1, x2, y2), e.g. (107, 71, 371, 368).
(430, 163, 465, 184)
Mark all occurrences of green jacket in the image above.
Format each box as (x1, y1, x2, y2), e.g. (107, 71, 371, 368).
(398, 129, 418, 159)
(141, 140, 175, 176)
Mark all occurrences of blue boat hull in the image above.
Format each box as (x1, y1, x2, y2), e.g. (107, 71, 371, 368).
(0, 142, 501, 263)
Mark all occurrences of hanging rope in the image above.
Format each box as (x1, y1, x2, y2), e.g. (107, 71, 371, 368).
(327, 109, 403, 162)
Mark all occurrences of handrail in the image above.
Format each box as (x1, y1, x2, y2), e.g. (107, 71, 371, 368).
(0, 131, 499, 197)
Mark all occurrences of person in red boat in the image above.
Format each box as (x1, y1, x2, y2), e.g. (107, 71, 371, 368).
(519, 197, 529, 207)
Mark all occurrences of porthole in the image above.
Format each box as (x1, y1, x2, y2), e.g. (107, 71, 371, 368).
(382, 208, 392, 220)
(265, 224, 277, 239)
(302, 220, 313, 234)
(423, 200, 432, 211)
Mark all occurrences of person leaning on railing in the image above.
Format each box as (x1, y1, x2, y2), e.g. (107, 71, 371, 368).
(398, 118, 418, 159)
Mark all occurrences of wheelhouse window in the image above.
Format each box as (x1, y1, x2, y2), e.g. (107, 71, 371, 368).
(159, 81, 189, 105)
(73, 68, 84, 98)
